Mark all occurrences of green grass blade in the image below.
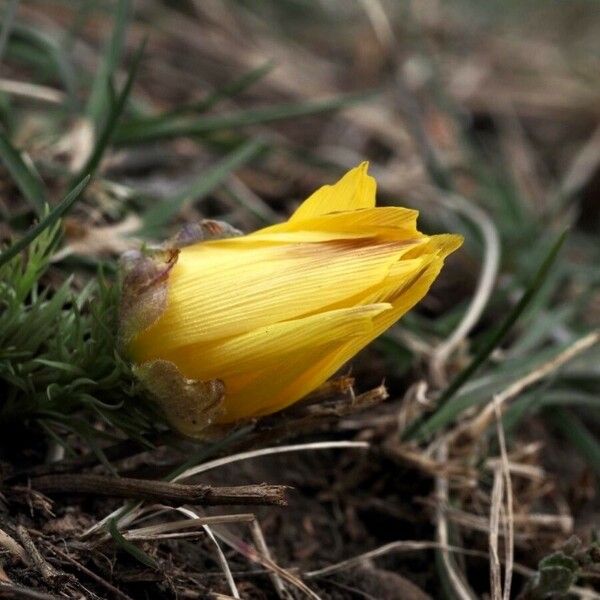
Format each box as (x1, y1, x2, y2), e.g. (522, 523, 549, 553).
(108, 518, 158, 569)
(546, 407, 600, 478)
(85, 0, 131, 125)
(140, 137, 266, 231)
(503, 389, 600, 433)
(0, 175, 90, 269)
(405, 229, 569, 441)
(0, 0, 19, 62)
(166, 59, 275, 118)
(72, 37, 145, 187)
(9, 23, 78, 110)
(0, 129, 46, 214)
(114, 91, 376, 145)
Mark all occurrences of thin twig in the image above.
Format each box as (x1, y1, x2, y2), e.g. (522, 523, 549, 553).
(15, 526, 59, 585)
(0, 528, 28, 564)
(29, 475, 288, 507)
(0, 583, 60, 600)
(48, 546, 134, 600)
(242, 385, 387, 449)
(86, 441, 369, 538)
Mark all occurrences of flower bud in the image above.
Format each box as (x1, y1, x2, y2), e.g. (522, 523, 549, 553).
(120, 163, 462, 436)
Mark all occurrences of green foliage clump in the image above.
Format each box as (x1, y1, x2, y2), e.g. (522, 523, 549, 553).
(0, 222, 158, 453)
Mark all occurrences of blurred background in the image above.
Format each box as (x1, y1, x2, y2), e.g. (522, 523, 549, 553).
(1, 1, 600, 598)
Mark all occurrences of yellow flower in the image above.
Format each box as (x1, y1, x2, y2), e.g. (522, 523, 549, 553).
(124, 163, 462, 433)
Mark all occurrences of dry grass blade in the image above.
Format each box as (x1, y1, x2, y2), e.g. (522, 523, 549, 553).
(494, 398, 514, 600)
(305, 541, 489, 578)
(214, 525, 322, 600)
(123, 514, 256, 540)
(0, 79, 65, 103)
(437, 505, 572, 538)
(173, 440, 369, 482)
(435, 441, 477, 600)
(249, 520, 288, 599)
(458, 330, 600, 441)
(559, 123, 600, 198)
(489, 465, 503, 600)
(175, 507, 240, 600)
(430, 193, 501, 387)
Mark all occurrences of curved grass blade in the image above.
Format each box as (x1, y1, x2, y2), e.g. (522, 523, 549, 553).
(140, 137, 266, 232)
(0, 0, 19, 63)
(108, 518, 158, 570)
(166, 59, 275, 118)
(0, 129, 46, 214)
(86, 0, 131, 125)
(72, 37, 146, 187)
(9, 23, 77, 110)
(405, 229, 569, 441)
(0, 175, 90, 269)
(114, 91, 376, 145)
(545, 407, 600, 478)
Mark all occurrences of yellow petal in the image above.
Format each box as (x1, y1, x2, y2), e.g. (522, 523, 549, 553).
(201, 304, 391, 422)
(287, 162, 376, 223)
(129, 238, 426, 361)
(348, 233, 464, 351)
(160, 303, 390, 383)
(249, 206, 421, 241)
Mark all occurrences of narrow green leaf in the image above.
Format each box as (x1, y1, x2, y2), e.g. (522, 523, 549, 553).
(504, 389, 600, 432)
(9, 23, 77, 110)
(0, 0, 20, 62)
(73, 38, 146, 187)
(546, 407, 600, 478)
(0, 175, 90, 269)
(140, 137, 266, 231)
(108, 518, 159, 569)
(406, 229, 569, 441)
(86, 0, 131, 125)
(152, 60, 275, 120)
(115, 91, 376, 145)
(0, 129, 46, 214)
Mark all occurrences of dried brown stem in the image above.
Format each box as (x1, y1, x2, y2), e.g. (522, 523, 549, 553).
(28, 475, 288, 507)
(48, 546, 134, 600)
(0, 528, 27, 564)
(0, 583, 61, 599)
(15, 526, 59, 585)
(232, 384, 388, 451)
